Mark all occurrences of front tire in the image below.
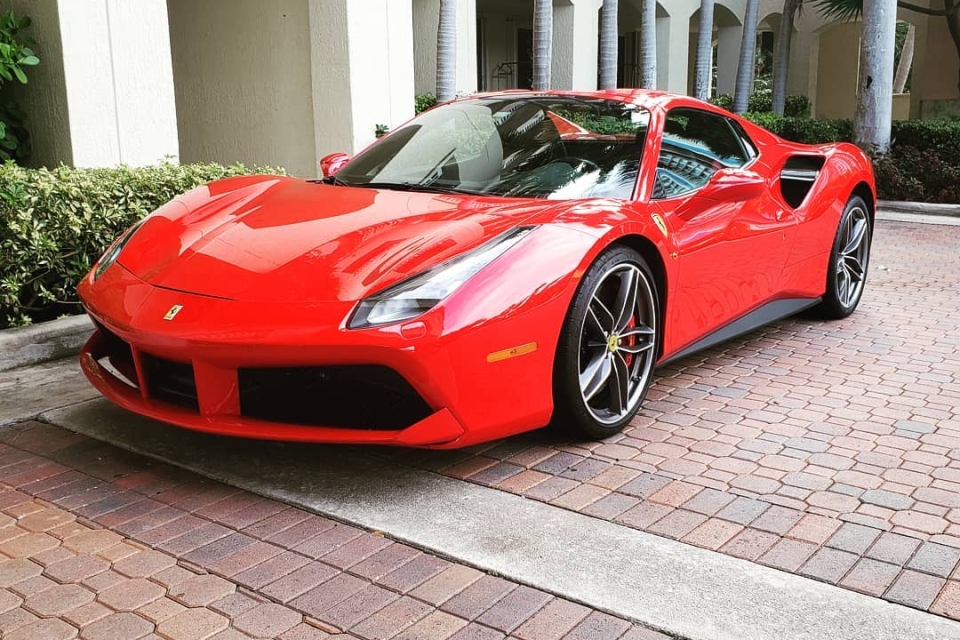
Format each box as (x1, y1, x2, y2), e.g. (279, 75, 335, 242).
(553, 246, 660, 439)
(810, 196, 871, 320)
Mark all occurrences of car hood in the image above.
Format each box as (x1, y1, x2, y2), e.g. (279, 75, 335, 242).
(118, 176, 552, 303)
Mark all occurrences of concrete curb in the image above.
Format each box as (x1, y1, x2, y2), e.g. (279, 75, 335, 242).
(0, 315, 92, 372)
(879, 200, 960, 218)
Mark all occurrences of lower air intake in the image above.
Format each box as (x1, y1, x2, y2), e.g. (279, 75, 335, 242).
(238, 365, 433, 430)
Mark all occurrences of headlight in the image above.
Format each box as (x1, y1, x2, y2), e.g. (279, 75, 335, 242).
(348, 227, 534, 328)
(94, 222, 143, 281)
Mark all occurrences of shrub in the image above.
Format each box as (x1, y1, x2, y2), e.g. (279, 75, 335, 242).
(745, 114, 960, 203)
(709, 93, 810, 118)
(708, 94, 734, 111)
(0, 10, 40, 162)
(0, 161, 285, 328)
(744, 113, 853, 144)
(890, 119, 960, 166)
(415, 93, 438, 114)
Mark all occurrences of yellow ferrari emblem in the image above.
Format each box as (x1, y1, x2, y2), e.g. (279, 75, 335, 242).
(164, 304, 183, 321)
(651, 214, 669, 238)
(607, 334, 619, 353)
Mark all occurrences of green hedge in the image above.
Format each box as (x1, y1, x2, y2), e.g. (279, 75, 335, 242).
(743, 113, 853, 144)
(709, 94, 811, 119)
(0, 161, 284, 329)
(744, 114, 960, 204)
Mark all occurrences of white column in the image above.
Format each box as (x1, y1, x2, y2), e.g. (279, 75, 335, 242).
(716, 24, 742, 96)
(456, 0, 479, 93)
(553, 0, 602, 90)
(660, 14, 690, 94)
(310, 0, 416, 161)
(56, 0, 179, 167)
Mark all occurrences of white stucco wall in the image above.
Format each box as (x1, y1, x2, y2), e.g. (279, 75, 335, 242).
(310, 0, 415, 160)
(104, 0, 179, 166)
(56, 0, 119, 167)
(55, 0, 178, 167)
(414, 0, 440, 94)
(554, 0, 601, 90)
(168, 0, 314, 177)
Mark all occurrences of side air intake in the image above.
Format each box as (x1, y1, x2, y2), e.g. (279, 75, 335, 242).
(780, 155, 826, 208)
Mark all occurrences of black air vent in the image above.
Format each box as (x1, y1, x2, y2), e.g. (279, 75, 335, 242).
(238, 365, 432, 430)
(143, 355, 199, 410)
(780, 156, 826, 208)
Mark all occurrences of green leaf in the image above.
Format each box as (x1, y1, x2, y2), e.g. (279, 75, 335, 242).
(12, 65, 26, 83)
(19, 55, 38, 66)
(812, 0, 863, 21)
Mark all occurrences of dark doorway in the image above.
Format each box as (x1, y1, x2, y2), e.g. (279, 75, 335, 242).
(517, 28, 534, 89)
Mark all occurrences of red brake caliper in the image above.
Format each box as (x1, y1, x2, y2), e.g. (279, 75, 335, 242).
(623, 316, 636, 367)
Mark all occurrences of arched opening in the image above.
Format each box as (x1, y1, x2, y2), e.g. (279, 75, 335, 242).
(617, 0, 669, 88)
(476, 0, 537, 91)
(755, 12, 781, 96)
(687, 4, 742, 97)
(893, 20, 916, 118)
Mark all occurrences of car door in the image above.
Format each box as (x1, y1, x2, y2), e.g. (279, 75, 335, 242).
(651, 107, 797, 354)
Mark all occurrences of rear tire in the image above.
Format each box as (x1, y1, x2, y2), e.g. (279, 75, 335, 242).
(553, 246, 660, 440)
(809, 196, 871, 320)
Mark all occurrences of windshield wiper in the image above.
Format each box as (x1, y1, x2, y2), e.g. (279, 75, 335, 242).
(359, 181, 485, 196)
(316, 175, 349, 186)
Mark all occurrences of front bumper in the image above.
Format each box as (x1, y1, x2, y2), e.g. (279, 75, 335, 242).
(77, 262, 564, 448)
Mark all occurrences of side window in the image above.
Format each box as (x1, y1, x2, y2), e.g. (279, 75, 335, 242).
(728, 118, 758, 160)
(653, 108, 751, 199)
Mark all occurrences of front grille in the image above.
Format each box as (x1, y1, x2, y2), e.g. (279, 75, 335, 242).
(94, 320, 134, 367)
(143, 355, 199, 410)
(238, 365, 432, 430)
(93, 320, 138, 388)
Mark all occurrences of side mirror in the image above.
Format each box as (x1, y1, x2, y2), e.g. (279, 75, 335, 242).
(699, 168, 766, 203)
(320, 153, 350, 177)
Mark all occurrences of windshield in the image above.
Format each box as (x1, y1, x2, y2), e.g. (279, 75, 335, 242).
(334, 96, 650, 200)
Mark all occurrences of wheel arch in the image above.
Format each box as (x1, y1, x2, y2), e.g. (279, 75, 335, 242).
(851, 181, 876, 229)
(612, 234, 669, 360)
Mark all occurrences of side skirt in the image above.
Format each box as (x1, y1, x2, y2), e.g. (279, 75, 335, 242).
(658, 297, 821, 367)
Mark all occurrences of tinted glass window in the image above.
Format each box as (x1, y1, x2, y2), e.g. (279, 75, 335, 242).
(728, 119, 758, 159)
(336, 96, 650, 200)
(653, 108, 750, 199)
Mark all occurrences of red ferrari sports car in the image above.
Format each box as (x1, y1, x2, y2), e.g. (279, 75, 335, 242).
(78, 90, 875, 448)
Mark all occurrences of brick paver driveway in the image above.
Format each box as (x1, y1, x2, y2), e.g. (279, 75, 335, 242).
(381, 219, 960, 618)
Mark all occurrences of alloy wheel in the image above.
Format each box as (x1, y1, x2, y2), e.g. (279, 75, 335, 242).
(836, 206, 869, 308)
(577, 263, 657, 425)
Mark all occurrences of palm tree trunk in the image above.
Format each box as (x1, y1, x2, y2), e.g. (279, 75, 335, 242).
(600, 0, 620, 89)
(436, 0, 457, 102)
(533, 0, 553, 90)
(771, 0, 799, 115)
(694, 0, 716, 100)
(734, 0, 760, 113)
(893, 23, 914, 94)
(640, 0, 657, 88)
(855, 0, 896, 152)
